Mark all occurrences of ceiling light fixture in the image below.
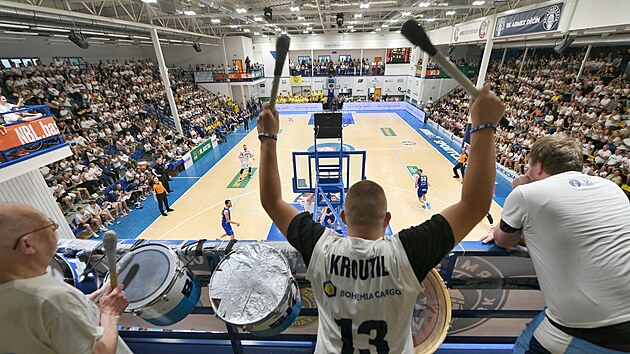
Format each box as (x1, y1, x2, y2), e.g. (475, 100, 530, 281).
(290, 6, 300, 11)
(254, 32, 260, 35)
(297, 16, 305, 20)
(359, 2, 369, 9)
(426, 18, 436, 22)
(281, 30, 287, 34)
(302, 30, 308, 33)
(264, 7, 273, 21)
(4, 30, 38, 36)
(183, 10, 196, 15)
(382, 24, 388, 27)
(354, 13, 362, 18)
(336, 13, 344, 27)
(254, 17, 263, 21)
(141, 0, 157, 3)
(395, 30, 401, 33)
(347, 25, 353, 29)
(418, 2, 430, 7)
(33, 26, 70, 33)
(0, 23, 29, 29)
(236, 8, 247, 13)
(472, 0, 485, 5)
(445, 10, 456, 15)
(229, 25, 239, 28)
(82, 30, 105, 36)
(211, 19, 220, 23)
(243, 28, 251, 32)
(402, 11, 411, 16)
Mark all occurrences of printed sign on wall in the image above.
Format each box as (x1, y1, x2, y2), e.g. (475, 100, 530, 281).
(494, 3, 563, 37)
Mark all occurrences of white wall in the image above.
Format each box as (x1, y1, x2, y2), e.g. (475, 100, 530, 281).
(162, 45, 224, 68)
(0, 36, 154, 64)
(224, 36, 253, 66)
(570, 0, 629, 31)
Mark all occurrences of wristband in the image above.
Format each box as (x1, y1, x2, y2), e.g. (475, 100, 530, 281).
(258, 132, 278, 141)
(470, 123, 497, 134)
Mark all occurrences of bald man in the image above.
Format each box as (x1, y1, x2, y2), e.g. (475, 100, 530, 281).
(258, 85, 505, 353)
(0, 202, 132, 354)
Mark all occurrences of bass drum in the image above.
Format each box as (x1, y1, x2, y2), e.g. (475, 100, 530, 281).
(412, 269, 452, 353)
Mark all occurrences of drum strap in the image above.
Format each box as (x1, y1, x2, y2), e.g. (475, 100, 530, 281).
(194, 239, 206, 257)
(546, 315, 630, 351)
(225, 239, 237, 253)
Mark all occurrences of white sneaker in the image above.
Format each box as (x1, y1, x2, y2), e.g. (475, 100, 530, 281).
(99, 226, 108, 232)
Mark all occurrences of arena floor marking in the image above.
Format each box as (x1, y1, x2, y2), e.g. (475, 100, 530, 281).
(139, 112, 502, 241)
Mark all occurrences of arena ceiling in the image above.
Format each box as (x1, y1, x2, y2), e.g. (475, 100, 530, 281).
(0, 0, 550, 39)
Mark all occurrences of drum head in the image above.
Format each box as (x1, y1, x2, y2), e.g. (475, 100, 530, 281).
(209, 243, 292, 326)
(119, 244, 177, 309)
(412, 269, 451, 353)
(47, 254, 75, 286)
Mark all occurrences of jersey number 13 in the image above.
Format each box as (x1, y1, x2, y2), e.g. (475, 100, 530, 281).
(335, 318, 389, 353)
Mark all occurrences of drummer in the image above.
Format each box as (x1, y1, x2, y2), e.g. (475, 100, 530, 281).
(0, 202, 132, 354)
(258, 85, 505, 352)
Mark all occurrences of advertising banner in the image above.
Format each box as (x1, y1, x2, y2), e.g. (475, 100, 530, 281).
(453, 19, 489, 43)
(190, 138, 214, 163)
(0, 117, 61, 151)
(275, 103, 323, 113)
(193, 71, 214, 83)
(494, 3, 563, 37)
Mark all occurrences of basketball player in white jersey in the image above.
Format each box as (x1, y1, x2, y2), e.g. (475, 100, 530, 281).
(238, 144, 255, 181)
(258, 85, 505, 353)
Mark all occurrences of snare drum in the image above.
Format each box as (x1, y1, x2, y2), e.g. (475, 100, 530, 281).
(114, 244, 201, 326)
(412, 269, 452, 353)
(48, 254, 98, 294)
(209, 243, 302, 336)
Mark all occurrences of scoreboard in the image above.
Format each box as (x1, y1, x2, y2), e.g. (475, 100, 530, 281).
(386, 48, 411, 64)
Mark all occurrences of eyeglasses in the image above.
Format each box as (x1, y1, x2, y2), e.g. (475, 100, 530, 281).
(12, 218, 59, 250)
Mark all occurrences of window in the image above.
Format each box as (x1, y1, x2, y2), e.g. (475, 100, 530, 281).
(298, 56, 311, 63)
(339, 55, 352, 62)
(318, 55, 331, 63)
(1, 57, 40, 68)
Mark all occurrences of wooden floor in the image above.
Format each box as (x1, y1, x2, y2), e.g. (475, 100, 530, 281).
(140, 112, 502, 241)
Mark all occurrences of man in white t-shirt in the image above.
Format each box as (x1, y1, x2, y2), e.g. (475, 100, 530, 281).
(483, 136, 630, 353)
(0, 203, 132, 354)
(593, 144, 612, 166)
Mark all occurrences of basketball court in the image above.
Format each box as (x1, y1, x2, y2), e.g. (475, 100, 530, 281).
(139, 111, 503, 241)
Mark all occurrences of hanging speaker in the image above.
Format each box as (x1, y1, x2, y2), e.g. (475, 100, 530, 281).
(68, 30, 89, 49)
(193, 42, 202, 52)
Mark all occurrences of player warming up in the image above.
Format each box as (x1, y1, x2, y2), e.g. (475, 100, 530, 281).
(414, 168, 432, 209)
(258, 85, 504, 353)
(237, 144, 255, 182)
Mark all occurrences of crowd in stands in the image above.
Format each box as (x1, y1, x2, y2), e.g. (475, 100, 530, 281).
(189, 57, 264, 75)
(429, 48, 630, 190)
(1, 57, 256, 237)
(289, 58, 385, 76)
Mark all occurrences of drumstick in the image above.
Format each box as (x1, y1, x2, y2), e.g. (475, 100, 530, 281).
(91, 251, 135, 303)
(102, 231, 118, 288)
(401, 19, 509, 128)
(269, 35, 291, 111)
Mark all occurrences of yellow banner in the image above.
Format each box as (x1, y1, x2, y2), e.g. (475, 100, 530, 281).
(290, 75, 303, 84)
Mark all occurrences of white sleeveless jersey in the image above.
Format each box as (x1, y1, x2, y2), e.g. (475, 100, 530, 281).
(240, 150, 253, 162)
(306, 228, 422, 354)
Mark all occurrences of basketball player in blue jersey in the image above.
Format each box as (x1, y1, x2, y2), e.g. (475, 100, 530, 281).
(257, 85, 505, 353)
(218, 199, 240, 240)
(414, 169, 431, 209)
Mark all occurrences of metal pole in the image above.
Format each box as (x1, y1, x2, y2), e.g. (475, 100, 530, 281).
(150, 28, 182, 135)
(577, 44, 592, 81)
(476, 13, 496, 89)
(418, 51, 429, 104)
(517, 47, 529, 77)
(499, 48, 507, 70)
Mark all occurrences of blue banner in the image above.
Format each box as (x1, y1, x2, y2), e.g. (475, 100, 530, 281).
(494, 3, 563, 37)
